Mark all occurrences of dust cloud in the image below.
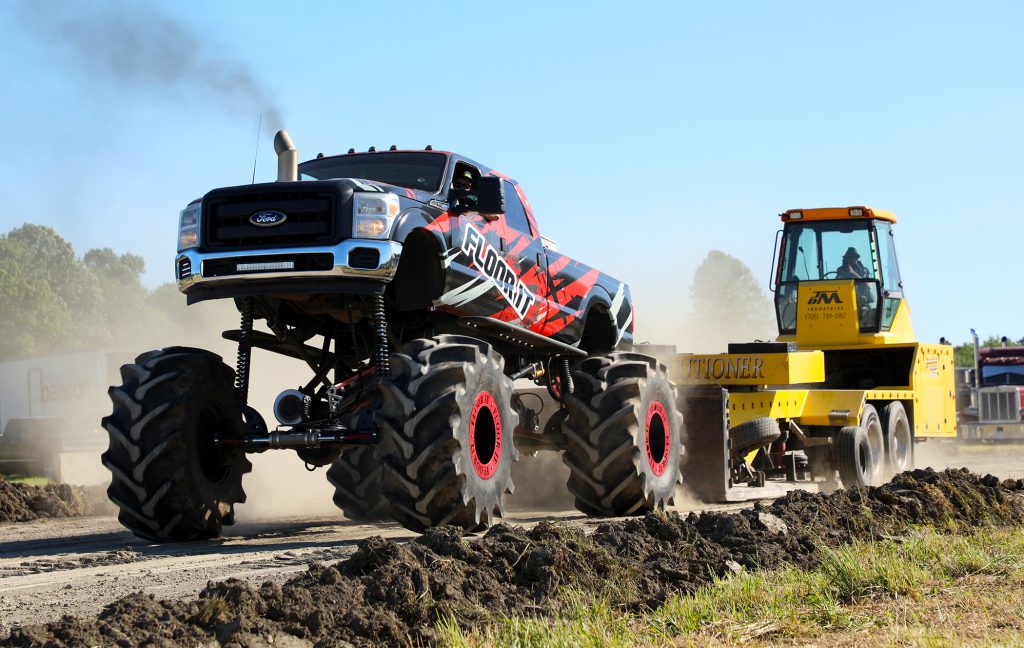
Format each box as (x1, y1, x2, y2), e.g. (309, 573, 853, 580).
(633, 249, 776, 355)
(232, 344, 338, 521)
(16, 0, 284, 129)
(915, 440, 1024, 481)
(508, 452, 574, 512)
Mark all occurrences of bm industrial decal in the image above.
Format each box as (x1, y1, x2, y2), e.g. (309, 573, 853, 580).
(446, 223, 537, 320)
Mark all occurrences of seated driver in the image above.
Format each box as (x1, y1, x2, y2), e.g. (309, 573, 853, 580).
(452, 169, 474, 191)
(836, 247, 869, 279)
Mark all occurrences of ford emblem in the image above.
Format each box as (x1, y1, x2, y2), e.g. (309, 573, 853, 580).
(249, 210, 288, 227)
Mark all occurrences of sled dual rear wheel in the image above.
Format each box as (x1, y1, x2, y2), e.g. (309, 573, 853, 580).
(102, 347, 251, 542)
(835, 404, 886, 488)
(562, 352, 684, 516)
(375, 335, 519, 533)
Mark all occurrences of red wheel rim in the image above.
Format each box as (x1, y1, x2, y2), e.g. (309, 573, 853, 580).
(645, 401, 670, 477)
(469, 391, 502, 480)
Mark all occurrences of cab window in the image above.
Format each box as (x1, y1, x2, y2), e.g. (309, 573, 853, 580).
(502, 181, 533, 235)
(876, 221, 903, 330)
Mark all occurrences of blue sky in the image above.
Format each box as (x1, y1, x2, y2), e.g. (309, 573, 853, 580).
(1, 0, 1021, 346)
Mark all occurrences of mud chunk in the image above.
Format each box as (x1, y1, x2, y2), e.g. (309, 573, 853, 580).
(756, 512, 788, 536)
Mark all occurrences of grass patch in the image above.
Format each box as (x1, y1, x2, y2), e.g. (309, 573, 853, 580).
(440, 527, 1024, 647)
(0, 474, 49, 487)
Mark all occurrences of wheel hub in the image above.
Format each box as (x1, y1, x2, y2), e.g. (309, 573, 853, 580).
(645, 401, 670, 476)
(469, 391, 502, 480)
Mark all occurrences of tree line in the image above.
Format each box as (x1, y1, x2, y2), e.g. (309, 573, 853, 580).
(0, 224, 232, 361)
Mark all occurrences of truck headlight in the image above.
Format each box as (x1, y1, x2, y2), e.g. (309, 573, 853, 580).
(353, 193, 400, 239)
(177, 202, 201, 252)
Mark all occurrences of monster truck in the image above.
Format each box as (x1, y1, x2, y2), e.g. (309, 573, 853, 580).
(102, 131, 684, 541)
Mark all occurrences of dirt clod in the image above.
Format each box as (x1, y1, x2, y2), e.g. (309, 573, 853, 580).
(0, 482, 112, 523)
(4, 468, 1022, 647)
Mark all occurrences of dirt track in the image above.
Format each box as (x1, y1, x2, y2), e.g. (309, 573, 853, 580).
(0, 502, 774, 635)
(0, 439, 1017, 639)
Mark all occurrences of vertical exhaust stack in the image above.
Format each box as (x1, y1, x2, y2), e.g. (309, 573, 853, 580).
(971, 328, 981, 389)
(274, 130, 298, 182)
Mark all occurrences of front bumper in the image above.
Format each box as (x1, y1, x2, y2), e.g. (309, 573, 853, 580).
(959, 420, 1024, 441)
(176, 239, 402, 294)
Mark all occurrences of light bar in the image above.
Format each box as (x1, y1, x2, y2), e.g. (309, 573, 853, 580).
(788, 211, 803, 220)
(849, 208, 865, 217)
(236, 261, 296, 272)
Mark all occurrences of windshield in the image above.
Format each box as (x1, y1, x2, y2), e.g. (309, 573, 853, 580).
(778, 220, 876, 282)
(982, 365, 1024, 386)
(299, 152, 447, 192)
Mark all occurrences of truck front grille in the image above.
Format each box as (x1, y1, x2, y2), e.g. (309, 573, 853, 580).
(203, 188, 340, 251)
(202, 253, 334, 278)
(978, 386, 1022, 422)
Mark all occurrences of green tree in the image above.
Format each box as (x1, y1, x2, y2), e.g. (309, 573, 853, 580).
(0, 238, 73, 357)
(684, 250, 776, 352)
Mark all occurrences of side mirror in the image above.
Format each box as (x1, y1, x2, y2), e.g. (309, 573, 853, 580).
(451, 176, 504, 216)
(472, 177, 504, 215)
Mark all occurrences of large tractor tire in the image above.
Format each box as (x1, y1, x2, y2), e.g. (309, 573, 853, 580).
(562, 352, 684, 516)
(101, 347, 251, 542)
(881, 401, 914, 475)
(375, 335, 519, 533)
(326, 446, 389, 521)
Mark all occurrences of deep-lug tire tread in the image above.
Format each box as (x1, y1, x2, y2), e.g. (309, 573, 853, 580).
(101, 347, 251, 542)
(561, 352, 684, 517)
(375, 335, 519, 533)
(326, 446, 390, 521)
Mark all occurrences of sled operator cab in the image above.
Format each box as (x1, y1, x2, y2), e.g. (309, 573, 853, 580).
(773, 206, 913, 347)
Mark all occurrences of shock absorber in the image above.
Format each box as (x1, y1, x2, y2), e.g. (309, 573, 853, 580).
(235, 297, 255, 406)
(371, 294, 390, 378)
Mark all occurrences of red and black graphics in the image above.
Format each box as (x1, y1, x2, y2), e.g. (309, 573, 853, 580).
(434, 208, 549, 329)
(458, 223, 537, 319)
(538, 251, 634, 348)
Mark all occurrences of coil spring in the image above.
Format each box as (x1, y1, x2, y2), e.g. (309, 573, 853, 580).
(560, 358, 574, 396)
(372, 294, 389, 378)
(235, 297, 255, 405)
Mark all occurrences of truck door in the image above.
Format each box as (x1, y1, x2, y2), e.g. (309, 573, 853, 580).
(491, 180, 550, 332)
(439, 166, 548, 330)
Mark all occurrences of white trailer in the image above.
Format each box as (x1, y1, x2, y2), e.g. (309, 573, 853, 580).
(0, 350, 133, 480)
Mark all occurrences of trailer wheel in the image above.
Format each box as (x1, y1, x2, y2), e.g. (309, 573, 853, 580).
(562, 352, 684, 516)
(101, 347, 251, 542)
(326, 446, 390, 521)
(859, 404, 885, 484)
(730, 417, 781, 457)
(835, 425, 873, 488)
(375, 335, 519, 533)
(881, 401, 914, 474)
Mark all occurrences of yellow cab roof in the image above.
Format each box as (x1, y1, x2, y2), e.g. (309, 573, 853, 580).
(779, 206, 897, 224)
